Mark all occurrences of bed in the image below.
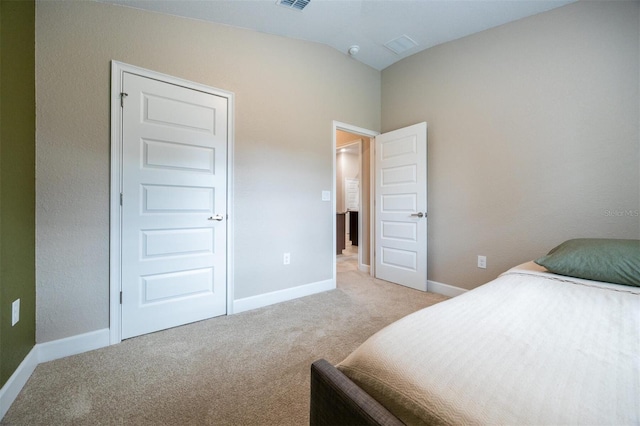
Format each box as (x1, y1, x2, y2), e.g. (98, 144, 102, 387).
(310, 239, 640, 425)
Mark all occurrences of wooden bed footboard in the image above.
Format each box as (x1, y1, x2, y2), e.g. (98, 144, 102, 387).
(310, 359, 404, 426)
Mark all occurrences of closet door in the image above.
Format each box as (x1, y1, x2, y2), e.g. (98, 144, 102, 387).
(120, 71, 228, 339)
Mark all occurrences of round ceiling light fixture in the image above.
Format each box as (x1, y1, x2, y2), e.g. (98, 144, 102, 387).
(348, 45, 360, 56)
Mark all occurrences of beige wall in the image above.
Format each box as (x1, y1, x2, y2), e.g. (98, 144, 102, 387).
(337, 130, 363, 146)
(35, 0, 639, 343)
(36, 1, 380, 342)
(382, 1, 640, 290)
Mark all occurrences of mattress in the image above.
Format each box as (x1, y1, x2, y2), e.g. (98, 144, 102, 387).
(337, 262, 640, 425)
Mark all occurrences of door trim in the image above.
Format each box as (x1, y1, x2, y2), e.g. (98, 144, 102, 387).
(332, 121, 378, 283)
(109, 61, 235, 344)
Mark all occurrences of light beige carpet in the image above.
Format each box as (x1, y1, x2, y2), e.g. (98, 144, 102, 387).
(2, 267, 447, 425)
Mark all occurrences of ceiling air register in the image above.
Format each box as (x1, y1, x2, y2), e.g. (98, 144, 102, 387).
(277, 0, 311, 11)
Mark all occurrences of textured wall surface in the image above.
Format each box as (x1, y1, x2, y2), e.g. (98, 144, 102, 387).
(36, 0, 380, 342)
(35, 0, 639, 344)
(382, 1, 640, 289)
(0, 0, 36, 386)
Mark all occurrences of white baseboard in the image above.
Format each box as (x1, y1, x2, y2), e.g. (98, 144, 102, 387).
(427, 280, 467, 297)
(1, 328, 111, 420)
(37, 328, 110, 364)
(233, 279, 335, 314)
(0, 347, 38, 419)
(358, 264, 370, 273)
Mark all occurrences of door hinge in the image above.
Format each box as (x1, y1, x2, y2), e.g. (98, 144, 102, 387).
(120, 193, 123, 206)
(120, 92, 128, 108)
(120, 291, 123, 304)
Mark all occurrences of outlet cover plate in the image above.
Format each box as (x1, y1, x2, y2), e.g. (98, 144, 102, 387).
(12, 299, 20, 326)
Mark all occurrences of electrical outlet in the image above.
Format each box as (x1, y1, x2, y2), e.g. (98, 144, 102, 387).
(12, 299, 20, 326)
(283, 253, 291, 265)
(477, 255, 487, 269)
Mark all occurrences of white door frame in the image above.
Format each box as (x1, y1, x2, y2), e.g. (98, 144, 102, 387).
(332, 121, 378, 283)
(110, 61, 235, 344)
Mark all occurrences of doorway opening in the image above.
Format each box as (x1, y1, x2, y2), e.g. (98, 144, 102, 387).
(332, 121, 428, 292)
(332, 122, 378, 282)
(336, 139, 360, 273)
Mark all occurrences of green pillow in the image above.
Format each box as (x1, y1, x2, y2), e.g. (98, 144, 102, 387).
(535, 239, 640, 287)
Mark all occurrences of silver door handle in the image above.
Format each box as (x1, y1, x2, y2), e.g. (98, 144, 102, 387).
(208, 214, 224, 221)
(410, 212, 424, 218)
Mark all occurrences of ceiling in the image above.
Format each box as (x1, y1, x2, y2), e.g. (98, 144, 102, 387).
(98, 0, 574, 70)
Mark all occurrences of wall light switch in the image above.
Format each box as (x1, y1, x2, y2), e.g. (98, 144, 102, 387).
(477, 255, 487, 269)
(321, 190, 331, 201)
(12, 299, 20, 326)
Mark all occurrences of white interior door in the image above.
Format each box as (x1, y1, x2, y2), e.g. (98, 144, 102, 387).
(375, 122, 427, 291)
(120, 72, 228, 339)
(345, 178, 360, 211)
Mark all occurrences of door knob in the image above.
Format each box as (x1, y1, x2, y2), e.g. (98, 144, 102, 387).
(410, 212, 424, 218)
(208, 214, 224, 221)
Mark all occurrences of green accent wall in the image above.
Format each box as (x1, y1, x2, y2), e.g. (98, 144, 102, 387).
(0, 0, 36, 388)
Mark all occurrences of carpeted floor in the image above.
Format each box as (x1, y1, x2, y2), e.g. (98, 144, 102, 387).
(2, 260, 447, 425)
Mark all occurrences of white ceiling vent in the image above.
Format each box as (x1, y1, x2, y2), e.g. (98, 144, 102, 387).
(384, 35, 418, 55)
(277, 0, 311, 11)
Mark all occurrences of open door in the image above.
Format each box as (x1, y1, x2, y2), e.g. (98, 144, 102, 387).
(374, 122, 427, 291)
